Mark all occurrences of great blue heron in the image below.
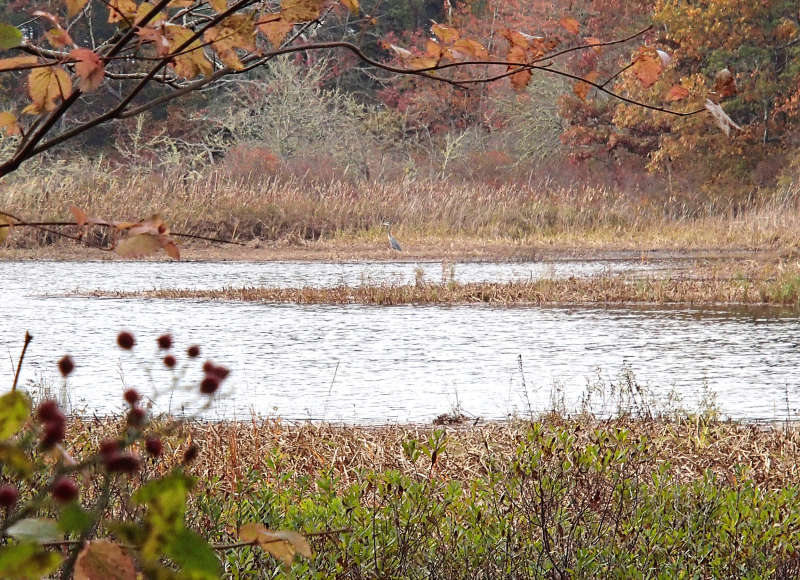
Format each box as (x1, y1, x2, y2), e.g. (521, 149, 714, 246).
(382, 222, 402, 251)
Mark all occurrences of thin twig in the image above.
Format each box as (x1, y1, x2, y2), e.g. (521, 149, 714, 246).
(11, 332, 32, 392)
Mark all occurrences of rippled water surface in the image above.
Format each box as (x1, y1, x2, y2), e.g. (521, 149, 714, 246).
(2, 260, 798, 423)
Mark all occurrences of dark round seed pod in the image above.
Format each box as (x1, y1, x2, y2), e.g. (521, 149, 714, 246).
(182, 444, 199, 464)
(105, 452, 141, 474)
(117, 331, 135, 350)
(157, 334, 173, 350)
(202, 360, 214, 373)
(145, 438, 163, 457)
(123, 389, 140, 406)
(41, 419, 66, 449)
(57, 355, 75, 377)
(187, 345, 200, 358)
(52, 477, 78, 502)
(210, 365, 230, 380)
(0, 484, 18, 509)
(36, 400, 61, 423)
(200, 375, 220, 395)
(163, 355, 176, 368)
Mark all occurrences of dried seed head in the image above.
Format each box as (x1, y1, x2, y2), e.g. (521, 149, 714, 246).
(117, 331, 135, 350)
(200, 375, 220, 395)
(163, 355, 176, 368)
(105, 452, 141, 474)
(182, 444, 199, 464)
(57, 355, 75, 377)
(123, 389, 140, 406)
(36, 400, 61, 423)
(41, 417, 66, 449)
(187, 345, 200, 358)
(157, 334, 173, 350)
(52, 477, 78, 502)
(202, 360, 214, 373)
(145, 437, 163, 457)
(210, 365, 230, 380)
(127, 407, 146, 427)
(99, 438, 120, 457)
(0, 485, 18, 509)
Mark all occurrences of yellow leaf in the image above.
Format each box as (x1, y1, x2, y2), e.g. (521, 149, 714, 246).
(584, 36, 603, 54)
(572, 70, 600, 101)
(125, 214, 169, 236)
(381, 42, 412, 60)
(425, 39, 441, 59)
(162, 239, 180, 260)
(452, 38, 487, 59)
(506, 44, 530, 91)
(559, 16, 580, 35)
(204, 13, 255, 70)
(501, 29, 531, 49)
(631, 47, 663, 89)
(239, 524, 312, 566)
(408, 56, 438, 70)
(74, 540, 137, 580)
(340, 0, 358, 15)
(115, 233, 162, 258)
(258, 15, 293, 48)
(70, 205, 88, 227)
(431, 22, 459, 43)
(70, 48, 105, 91)
(0, 56, 38, 71)
(665, 84, 689, 102)
(137, 25, 170, 56)
(135, 2, 167, 25)
(713, 68, 736, 99)
(27, 66, 72, 112)
(0, 111, 20, 136)
(0, 213, 13, 244)
(108, 0, 138, 24)
(66, 0, 90, 18)
(45, 27, 73, 48)
(208, 0, 226, 11)
(165, 25, 213, 79)
(281, 0, 325, 23)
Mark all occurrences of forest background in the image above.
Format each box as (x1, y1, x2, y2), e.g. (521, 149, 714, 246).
(1, 0, 799, 248)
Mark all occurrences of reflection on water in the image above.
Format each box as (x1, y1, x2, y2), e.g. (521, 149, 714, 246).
(1, 260, 798, 423)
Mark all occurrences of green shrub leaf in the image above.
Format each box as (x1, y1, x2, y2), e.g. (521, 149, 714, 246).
(0, 543, 62, 578)
(0, 23, 22, 50)
(0, 391, 31, 439)
(0, 442, 33, 477)
(59, 503, 92, 535)
(166, 529, 221, 579)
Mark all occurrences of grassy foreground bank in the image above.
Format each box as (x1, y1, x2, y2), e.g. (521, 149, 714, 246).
(51, 416, 800, 577)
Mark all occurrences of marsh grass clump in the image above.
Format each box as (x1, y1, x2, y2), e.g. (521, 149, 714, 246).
(83, 260, 800, 308)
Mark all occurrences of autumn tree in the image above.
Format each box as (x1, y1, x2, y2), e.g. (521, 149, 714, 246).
(561, 0, 800, 194)
(0, 0, 710, 257)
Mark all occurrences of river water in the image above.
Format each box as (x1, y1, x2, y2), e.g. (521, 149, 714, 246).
(2, 260, 798, 423)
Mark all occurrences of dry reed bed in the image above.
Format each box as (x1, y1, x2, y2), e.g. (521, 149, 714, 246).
(4, 169, 800, 249)
(81, 274, 800, 306)
(65, 417, 800, 494)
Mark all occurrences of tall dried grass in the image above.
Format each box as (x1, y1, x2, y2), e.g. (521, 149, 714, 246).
(4, 164, 800, 249)
(65, 416, 800, 496)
